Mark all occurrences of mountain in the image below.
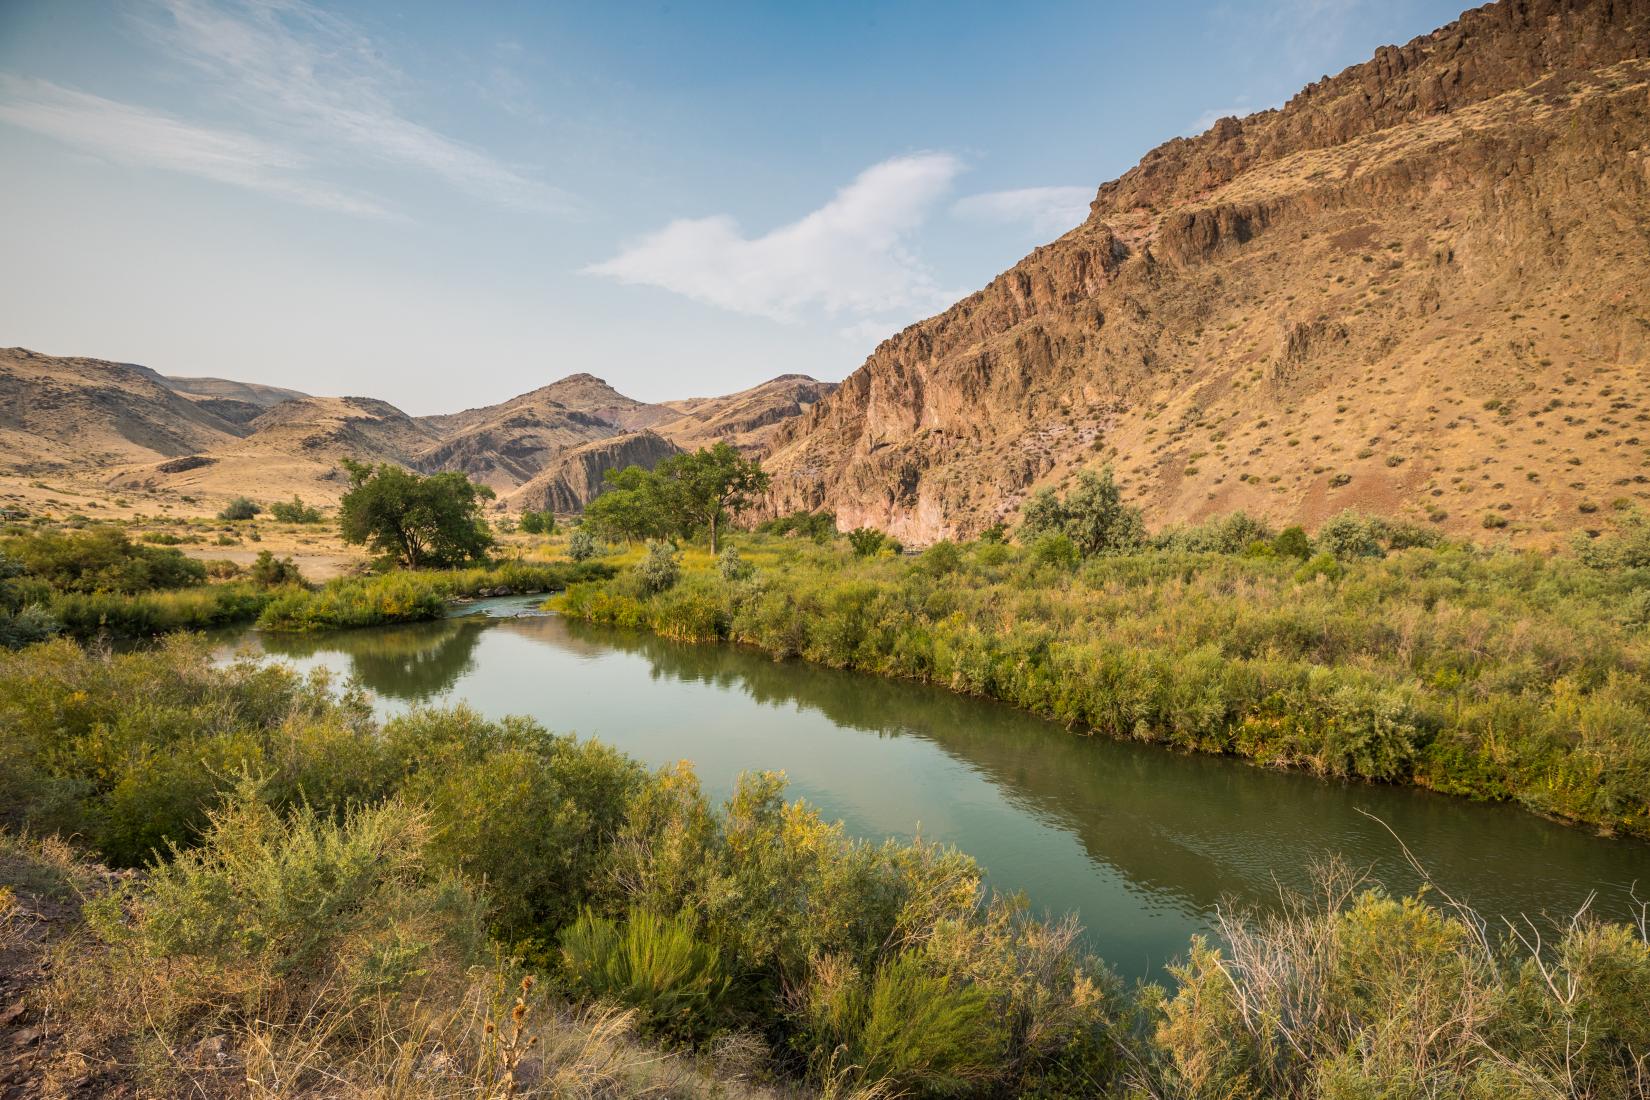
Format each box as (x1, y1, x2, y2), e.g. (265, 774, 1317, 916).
(0, 347, 830, 510)
(130, 366, 309, 409)
(764, 0, 1650, 544)
(0, 347, 244, 474)
(506, 430, 683, 513)
(655, 375, 838, 453)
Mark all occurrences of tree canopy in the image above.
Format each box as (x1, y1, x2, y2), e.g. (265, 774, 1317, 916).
(584, 443, 768, 552)
(1018, 467, 1145, 557)
(337, 460, 495, 568)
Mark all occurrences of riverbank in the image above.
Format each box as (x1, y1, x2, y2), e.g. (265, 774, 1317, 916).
(556, 530, 1650, 840)
(3, 635, 1646, 1098)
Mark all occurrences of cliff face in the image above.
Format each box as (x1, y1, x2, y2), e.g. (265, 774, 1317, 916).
(506, 430, 681, 513)
(763, 0, 1650, 544)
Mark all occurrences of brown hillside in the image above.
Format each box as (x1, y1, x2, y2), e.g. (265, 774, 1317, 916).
(656, 375, 838, 453)
(506, 430, 682, 513)
(0, 348, 243, 474)
(763, 0, 1650, 545)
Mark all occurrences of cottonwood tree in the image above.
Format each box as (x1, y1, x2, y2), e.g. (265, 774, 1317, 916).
(655, 442, 769, 553)
(336, 459, 495, 568)
(585, 443, 769, 552)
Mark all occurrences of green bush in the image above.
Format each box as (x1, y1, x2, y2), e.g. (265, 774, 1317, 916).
(268, 495, 323, 523)
(848, 527, 895, 557)
(802, 951, 1003, 1094)
(636, 539, 682, 595)
(716, 544, 754, 582)
(560, 906, 729, 1041)
(249, 549, 304, 587)
(567, 527, 598, 562)
(519, 509, 555, 535)
(2, 526, 206, 594)
(217, 496, 262, 521)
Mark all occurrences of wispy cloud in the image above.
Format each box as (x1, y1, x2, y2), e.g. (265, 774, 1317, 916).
(587, 153, 964, 323)
(0, 74, 388, 216)
(951, 185, 1091, 236)
(146, 0, 571, 213)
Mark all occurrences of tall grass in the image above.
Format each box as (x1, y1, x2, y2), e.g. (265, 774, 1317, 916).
(558, 534, 1650, 838)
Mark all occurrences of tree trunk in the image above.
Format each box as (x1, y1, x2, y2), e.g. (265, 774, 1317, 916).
(709, 510, 718, 554)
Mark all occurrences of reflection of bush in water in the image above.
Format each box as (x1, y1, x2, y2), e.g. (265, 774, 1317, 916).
(257, 618, 488, 702)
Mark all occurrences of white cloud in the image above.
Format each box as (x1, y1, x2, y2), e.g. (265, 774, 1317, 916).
(144, 0, 571, 212)
(0, 74, 388, 216)
(587, 152, 964, 323)
(951, 185, 1091, 236)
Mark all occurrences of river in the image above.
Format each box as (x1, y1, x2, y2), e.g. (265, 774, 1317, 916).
(218, 596, 1650, 981)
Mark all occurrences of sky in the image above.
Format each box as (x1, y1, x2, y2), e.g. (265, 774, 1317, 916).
(0, 0, 1471, 414)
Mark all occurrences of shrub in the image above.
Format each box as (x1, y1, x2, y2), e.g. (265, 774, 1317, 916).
(919, 539, 962, 575)
(560, 907, 729, 1041)
(802, 951, 1003, 1094)
(2, 526, 206, 594)
(268, 495, 323, 523)
(758, 510, 838, 541)
(217, 496, 262, 521)
(1031, 531, 1080, 568)
(716, 544, 754, 582)
(848, 527, 894, 557)
(1315, 510, 1388, 559)
(1020, 468, 1145, 556)
(636, 540, 682, 595)
(248, 549, 304, 587)
(568, 528, 598, 562)
(1273, 525, 1312, 559)
(519, 509, 555, 535)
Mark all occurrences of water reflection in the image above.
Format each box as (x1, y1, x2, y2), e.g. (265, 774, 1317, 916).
(221, 602, 1650, 980)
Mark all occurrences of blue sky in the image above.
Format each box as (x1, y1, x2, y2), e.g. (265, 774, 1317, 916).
(0, 0, 1469, 413)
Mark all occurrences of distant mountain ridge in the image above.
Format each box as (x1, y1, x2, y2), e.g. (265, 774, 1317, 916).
(0, 346, 835, 512)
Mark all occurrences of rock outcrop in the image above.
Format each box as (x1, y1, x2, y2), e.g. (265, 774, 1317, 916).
(763, 0, 1650, 544)
(506, 430, 681, 513)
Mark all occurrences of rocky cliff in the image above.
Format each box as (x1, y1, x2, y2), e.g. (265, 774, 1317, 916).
(506, 430, 681, 513)
(763, 0, 1650, 544)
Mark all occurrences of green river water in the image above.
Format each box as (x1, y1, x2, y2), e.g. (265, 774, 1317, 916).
(219, 596, 1650, 981)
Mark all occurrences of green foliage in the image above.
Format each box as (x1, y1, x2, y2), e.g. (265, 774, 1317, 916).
(1156, 512, 1274, 554)
(848, 527, 896, 557)
(562, 528, 1650, 838)
(7, 635, 1650, 1098)
(585, 443, 768, 552)
(636, 539, 682, 595)
(50, 582, 273, 639)
(716, 543, 754, 582)
(1019, 468, 1145, 556)
(249, 549, 304, 587)
(802, 951, 1003, 1094)
(1574, 508, 1650, 569)
(758, 510, 837, 541)
(0, 551, 57, 649)
(1273, 525, 1312, 559)
(560, 906, 729, 1041)
(1150, 871, 1650, 1100)
(256, 561, 609, 631)
(217, 496, 262, 521)
(567, 527, 598, 562)
(81, 785, 485, 1040)
(2, 525, 206, 594)
(1030, 531, 1079, 568)
(337, 460, 495, 568)
(518, 508, 555, 535)
(268, 495, 324, 523)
